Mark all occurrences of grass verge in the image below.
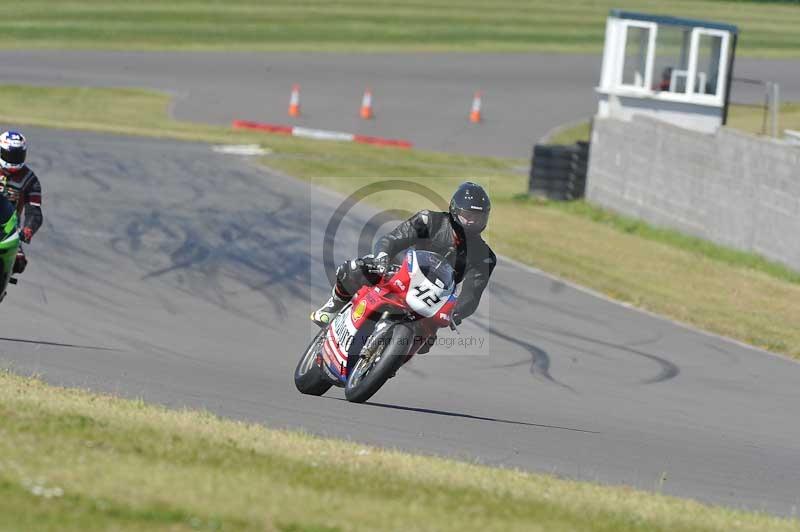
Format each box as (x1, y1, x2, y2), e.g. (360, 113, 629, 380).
(1, 369, 798, 531)
(2, 84, 800, 358)
(727, 102, 800, 136)
(5, 0, 800, 57)
(543, 120, 593, 145)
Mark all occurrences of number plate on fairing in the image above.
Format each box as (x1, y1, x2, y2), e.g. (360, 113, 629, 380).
(328, 306, 358, 362)
(406, 276, 449, 317)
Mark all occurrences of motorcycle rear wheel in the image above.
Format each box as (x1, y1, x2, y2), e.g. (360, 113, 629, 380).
(294, 329, 333, 396)
(345, 322, 414, 403)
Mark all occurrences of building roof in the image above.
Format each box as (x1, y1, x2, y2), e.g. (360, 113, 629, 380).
(609, 9, 739, 34)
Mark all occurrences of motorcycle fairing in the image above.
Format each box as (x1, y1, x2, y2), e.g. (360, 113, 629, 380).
(319, 249, 458, 384)
(321, 303, 355, 383)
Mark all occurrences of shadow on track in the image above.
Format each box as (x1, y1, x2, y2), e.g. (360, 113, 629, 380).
(333, 398, 599, 434)
(0, 336, 118, 351)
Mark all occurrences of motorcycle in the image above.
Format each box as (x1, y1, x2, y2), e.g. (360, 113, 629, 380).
(295, 249, 457, 403)
(0, 195, 20, 303)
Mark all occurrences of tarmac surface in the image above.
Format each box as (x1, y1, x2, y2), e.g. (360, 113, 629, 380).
(2, 127, 800, 516)
(1, 50, 799, 157)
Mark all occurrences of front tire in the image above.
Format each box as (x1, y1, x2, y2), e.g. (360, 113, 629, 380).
(294, 329, 333, 396)
(345, 322, 414, 403)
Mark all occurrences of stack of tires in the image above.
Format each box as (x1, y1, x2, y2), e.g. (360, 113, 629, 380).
(528, 142, 589, 200)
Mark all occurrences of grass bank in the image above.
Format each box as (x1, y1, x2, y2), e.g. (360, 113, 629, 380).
(1, 370, 797, 532)
(728, 102, 800, 136)
(5, 0, 800, 57)
(3, 85, 800, 359)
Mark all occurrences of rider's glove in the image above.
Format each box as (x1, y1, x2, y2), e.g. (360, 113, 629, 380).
(364, 252, 389, 276)
(2, 188, 18, 203)
(20, 227, 33, 244)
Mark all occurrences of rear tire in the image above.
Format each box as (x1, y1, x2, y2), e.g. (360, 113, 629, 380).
(294, 329, 334, 396)
(345, 322, 414, 403)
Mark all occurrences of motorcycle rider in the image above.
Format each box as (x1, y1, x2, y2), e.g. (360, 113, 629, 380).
(0, 131, 43, 275)
(311, 182, 496, 345)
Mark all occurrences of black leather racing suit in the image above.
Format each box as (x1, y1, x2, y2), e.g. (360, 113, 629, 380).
(0, 165, 44, 274)
(0, 165, 43, 236)
(336, 210, 496, 322)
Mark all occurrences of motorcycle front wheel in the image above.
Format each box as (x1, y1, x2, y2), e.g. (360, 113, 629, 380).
(345, 322, 414, 403)
(294, 329, 334, 396)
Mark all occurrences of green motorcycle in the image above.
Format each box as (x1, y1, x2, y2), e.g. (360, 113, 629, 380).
(0, 195, 20, 303)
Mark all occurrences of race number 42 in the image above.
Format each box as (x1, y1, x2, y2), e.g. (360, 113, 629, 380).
(412, 286, 441, 307)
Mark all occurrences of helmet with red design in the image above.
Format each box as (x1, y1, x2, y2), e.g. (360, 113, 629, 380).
(0, 131, 27, 173)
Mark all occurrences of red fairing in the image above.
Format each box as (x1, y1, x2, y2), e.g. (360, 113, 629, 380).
(385, 255, 412, 298)
(321, 252, 457, 379)
(349, 254, 413, 330)
(432, 297, 456, 328)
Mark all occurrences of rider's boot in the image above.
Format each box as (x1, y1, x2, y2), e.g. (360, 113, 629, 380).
(310, 286, 349, 327)
(12, 248, 26, 274)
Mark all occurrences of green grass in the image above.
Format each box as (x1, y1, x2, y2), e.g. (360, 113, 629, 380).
(727, 102, 800, 135)
(3, 84, 800, 359)
(1, 370, 797, 532)
(544, 120, 593, 145)
(550, 199, 800, 285)
(4, 0, 800, 57)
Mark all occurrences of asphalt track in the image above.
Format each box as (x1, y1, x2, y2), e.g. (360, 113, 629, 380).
(1, 51, 799, 157)
(2, 127, 800, 516)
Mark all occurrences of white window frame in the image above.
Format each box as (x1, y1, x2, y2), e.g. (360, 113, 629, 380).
(598, 17, 733, 110)
(669, 70, 706, 93)
(688, 27, 730, 105)
(616, 21, 657, 92)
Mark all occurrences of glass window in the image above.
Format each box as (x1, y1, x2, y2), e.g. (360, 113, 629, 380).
(652, 26, 692, 94)
(621, 25, 651, 88)
(695, 32, 724, 96)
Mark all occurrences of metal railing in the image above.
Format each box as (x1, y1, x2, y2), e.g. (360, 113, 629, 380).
(730, 77, 781, 137)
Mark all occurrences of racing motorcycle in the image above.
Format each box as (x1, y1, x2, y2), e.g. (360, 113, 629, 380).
(295, 249, 457, 403)
(0, 195, 20, 304)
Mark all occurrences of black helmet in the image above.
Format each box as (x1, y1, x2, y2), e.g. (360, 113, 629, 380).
(449, 182, 490, 236)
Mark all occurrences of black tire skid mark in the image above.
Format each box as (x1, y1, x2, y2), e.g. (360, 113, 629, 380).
(471, 319, 576, 393)
(478, 314, 678, 385)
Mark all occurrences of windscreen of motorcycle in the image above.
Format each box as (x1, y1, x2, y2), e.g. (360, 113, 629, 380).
(405, 250, 455, 318)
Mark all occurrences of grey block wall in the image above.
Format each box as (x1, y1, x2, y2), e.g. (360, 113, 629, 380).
(587, 116, 800, 271)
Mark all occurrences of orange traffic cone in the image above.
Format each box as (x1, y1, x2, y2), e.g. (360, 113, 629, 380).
(360, 88, 374, 120)
(469, 91, 482, 123)
(288, 84, 301, 117)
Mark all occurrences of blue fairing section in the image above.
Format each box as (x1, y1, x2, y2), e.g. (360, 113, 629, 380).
(328, 361, 348, 383)
(406, 249, 414, 272)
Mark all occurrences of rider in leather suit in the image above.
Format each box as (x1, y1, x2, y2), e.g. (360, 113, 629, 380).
(311, 182, 496, 335)
(0, 131, 43, 275)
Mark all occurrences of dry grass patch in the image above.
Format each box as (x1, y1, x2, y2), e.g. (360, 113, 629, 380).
(1, 370, 797, 531)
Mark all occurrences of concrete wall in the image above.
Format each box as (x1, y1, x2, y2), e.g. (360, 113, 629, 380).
(587, 115, 800, 271)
